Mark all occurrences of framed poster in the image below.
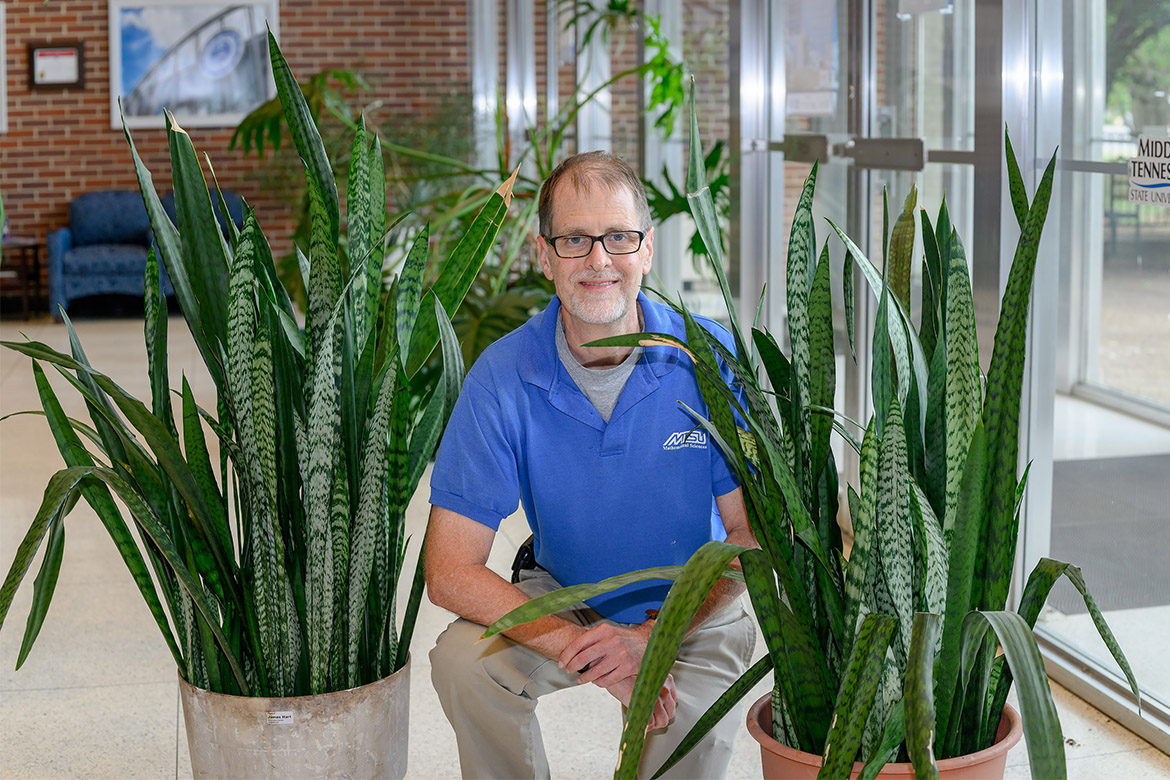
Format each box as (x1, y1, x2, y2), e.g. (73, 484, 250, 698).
(109, 0, 279, 129)
(29, 42, 85, 89)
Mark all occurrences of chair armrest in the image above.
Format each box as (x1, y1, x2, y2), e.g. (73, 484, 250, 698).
(47, 227, 73, 317)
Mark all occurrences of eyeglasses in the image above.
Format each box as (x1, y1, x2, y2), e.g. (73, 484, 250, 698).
(544, 230, 646, 259)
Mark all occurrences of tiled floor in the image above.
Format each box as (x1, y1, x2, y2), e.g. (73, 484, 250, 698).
(1, 315, 1168, 778)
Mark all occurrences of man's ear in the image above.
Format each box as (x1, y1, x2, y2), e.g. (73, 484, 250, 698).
(641, 227, 654, 275)
(537, 236, 555, 280)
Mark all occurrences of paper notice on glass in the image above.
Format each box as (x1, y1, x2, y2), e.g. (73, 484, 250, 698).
(33, 48, 80, 85)
(785, 0, 838, 117)
(1129, 135, 1170, 210)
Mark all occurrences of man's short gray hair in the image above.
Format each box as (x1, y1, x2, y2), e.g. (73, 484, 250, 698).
(538, 151, 652, 237)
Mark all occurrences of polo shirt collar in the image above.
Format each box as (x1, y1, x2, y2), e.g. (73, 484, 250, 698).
(517, 291, 680, 391)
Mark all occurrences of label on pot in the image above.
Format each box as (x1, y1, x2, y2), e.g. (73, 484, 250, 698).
(266, 711, 294, 725)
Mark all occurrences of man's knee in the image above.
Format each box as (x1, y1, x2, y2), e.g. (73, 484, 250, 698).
(430, 619, 489, 700)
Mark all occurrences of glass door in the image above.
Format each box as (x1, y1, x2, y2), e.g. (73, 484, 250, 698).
(1026, 0, 1170, 750)
(734, 0, 980, 478)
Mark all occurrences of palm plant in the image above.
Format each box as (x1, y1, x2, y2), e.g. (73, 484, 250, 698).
(486, 89, 1140, 779)
(0, 32, 511, 698)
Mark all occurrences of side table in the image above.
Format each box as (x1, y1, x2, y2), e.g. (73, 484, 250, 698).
(1, 236, 44, 320)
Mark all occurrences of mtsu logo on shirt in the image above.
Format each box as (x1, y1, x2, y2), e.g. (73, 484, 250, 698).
(662, 429, 708, 451)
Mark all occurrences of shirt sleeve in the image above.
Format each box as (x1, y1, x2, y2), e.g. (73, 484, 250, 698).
(428, 369, 520, 530)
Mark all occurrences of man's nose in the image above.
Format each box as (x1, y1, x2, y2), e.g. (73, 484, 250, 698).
(584, 239, 613, 271)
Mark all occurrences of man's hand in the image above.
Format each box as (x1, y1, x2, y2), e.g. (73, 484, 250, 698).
(606, 674, 678, 732)
(558, 621, 653, 687)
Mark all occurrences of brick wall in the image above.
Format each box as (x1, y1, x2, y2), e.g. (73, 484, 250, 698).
(1, 0, 470, 302)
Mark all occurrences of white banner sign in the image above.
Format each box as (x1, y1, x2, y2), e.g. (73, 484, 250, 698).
(1129, 135, 1170, 209)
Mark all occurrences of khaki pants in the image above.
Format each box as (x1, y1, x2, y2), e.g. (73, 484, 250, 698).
(429, 568, 756, 780)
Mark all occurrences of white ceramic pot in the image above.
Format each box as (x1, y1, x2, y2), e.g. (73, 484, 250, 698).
(179, 655, 410, 779)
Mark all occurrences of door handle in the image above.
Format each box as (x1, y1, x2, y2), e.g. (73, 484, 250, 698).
(832, 137, 926, 171)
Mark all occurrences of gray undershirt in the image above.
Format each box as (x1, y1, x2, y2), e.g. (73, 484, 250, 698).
(556, 313, 643, 423)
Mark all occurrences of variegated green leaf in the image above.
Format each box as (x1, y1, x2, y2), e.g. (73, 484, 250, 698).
(959, 611, 1065, 778)
(943, 233, 980, 532)
(347, 362, 396, 686)
(934, 422, 988, 746)
(876, 397, 913, 662)
(909, 482, 947, 622)
(306, 312, 341, 693)
(817, 613, 897, 779)
(364, 135, 387, 332)
(306, 173, 342, 364)
(268, 28, 337, 244)
(347, 116, 372, 347)
(808, 243, 835, 487)
(1004, 130, 1030, 229)
(888, 185, 917, 315)
(980, 149, 1057, 613)
(904, 612, 941, 779)
(396, 226, 430, 368)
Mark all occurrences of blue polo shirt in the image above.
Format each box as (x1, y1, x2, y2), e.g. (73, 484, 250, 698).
(429, 292, 740, 623)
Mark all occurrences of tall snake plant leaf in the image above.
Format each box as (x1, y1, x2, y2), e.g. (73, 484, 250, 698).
(306, 173, 343, 365)
(406, 298, 465, 494)
(919, 209, 942, 362)
(876, 397, 914, 663)
(144, 249, 175, 433)
(181, 379, 232, 564)
(743, 546, 836, 755)
(229, 218, 295, 696)
(17, 507, 65, 671)
(685, 80, 749, 364)
(934, 421, 988, 748)
(165, 111, 231, 357)
(857, 700, 906, 780)
(364, 135, 387, 331)
(843, 421, 879, 657)
(829, 220, 930, 435)
(484, 563, 740, 637)
(909, 482, 947, 621)
(980, 149, 1057, 612)
(306, 310, 342, 694)
(808, 243, 836, 488)
(942, 233, 980, 533)
(347, 117, 372, 348)
(27, 362, 180, 668)
(986, 559, 1140, 747)
(123, 116, 223, 390)
(650, 654, 774, 779)
(5, 341, 237, 598)
(817, 613, 897, 780)
(268, 27, 338, 245)
(904, 612, 942, 780)
(958, 611, 1065, 779)
(888, 186, 918, 315)
(615, 541, 750, 780)
(346, 361, 397, 687)
(405, 170, 517, 377)
(922, 318, 948, 521)
(842, 244, 857, 360)
(1004, 130, 1030, 230)
(395, 226, 431, 368)
(786, 162, 820, 492)
(871, 270, 893, 440)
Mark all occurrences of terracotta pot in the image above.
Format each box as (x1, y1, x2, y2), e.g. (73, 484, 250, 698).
(179, 654, 410, 779)
(746, 693, 1023, 780)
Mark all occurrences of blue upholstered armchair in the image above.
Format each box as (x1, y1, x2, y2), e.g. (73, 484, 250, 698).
(48, 189, 244, 316)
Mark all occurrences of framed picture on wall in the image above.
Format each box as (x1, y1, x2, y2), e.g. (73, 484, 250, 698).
(109, 0, 279, 129)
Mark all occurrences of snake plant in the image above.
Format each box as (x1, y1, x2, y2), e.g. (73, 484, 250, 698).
(487, 88, 1140, 779)
(0, 32, 511, 698)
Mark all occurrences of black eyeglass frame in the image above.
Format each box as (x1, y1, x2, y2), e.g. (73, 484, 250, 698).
(542, 230, 648, 259)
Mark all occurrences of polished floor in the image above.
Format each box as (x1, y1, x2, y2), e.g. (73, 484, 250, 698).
(1, 315, 1168, 778)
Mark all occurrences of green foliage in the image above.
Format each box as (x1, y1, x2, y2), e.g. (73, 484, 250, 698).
(484, 98, 1140, 780)
(0, 35, 509, 697)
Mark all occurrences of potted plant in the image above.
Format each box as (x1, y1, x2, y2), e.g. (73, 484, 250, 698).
(0, 33, 511, 778)
(485, 89, 1141, 779)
